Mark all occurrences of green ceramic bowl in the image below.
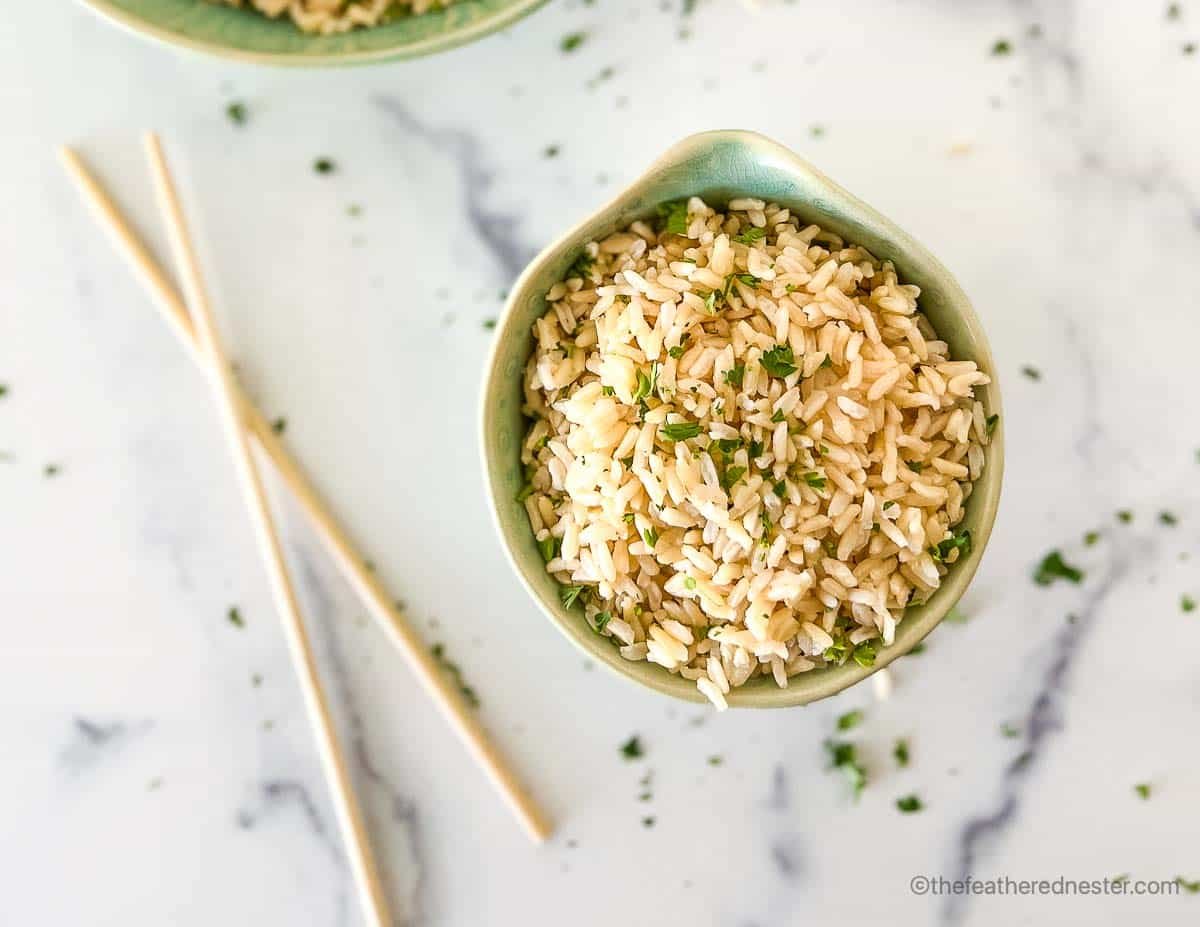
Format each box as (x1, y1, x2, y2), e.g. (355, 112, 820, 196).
(481, 130, 1004, 708)
(79, 0, 548, 66)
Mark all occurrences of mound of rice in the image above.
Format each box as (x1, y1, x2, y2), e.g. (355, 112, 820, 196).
(518, 197, 992, 709)
(217, 0, 454, 34)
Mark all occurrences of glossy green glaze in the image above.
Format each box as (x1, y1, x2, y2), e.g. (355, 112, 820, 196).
(480, 130, 1004, 708)
(79, 0, 548, 66)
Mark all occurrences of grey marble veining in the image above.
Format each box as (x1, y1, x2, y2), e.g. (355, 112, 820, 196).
(3, 1, 1199, 925)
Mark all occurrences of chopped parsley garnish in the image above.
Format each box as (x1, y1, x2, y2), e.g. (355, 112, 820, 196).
(732, 227, 766, 244)
(601, 385, 615, 396)
(592, 611, 611, 633)
(770, 409, 785, 423)
(836, 709, 864, 731)
(227, 606, 244, 628)
(907, 461, 925, 473)
(1000, 722, 1020, 738)
(538, 536, 560, 563)
(818, 354, 833, 370)
(225, 101, 247, 125)
(1020, 365, 1041, 381)
(893, 739, 910, 767)
(620, 735, 643, 759)
(749, 439, 765, 459)
(803, 471, 826, 491)
(1159, 511, 1179, 526)
(1033, 550, 1084, 585)
(1183, 595, 1196, 613)
(1083, 530, 1100, 546)
(896, 794, 923, 813)
(656, 199, 690, 235)
(313, 157, 335, 174)
(991, 38, 1013, 55)
(668, 344, 686, 359)
(714, 438, 742, 453)
(566, 253, 594, 280)
(852, 642, 877, 667)
(271, 417, 287, 435)
(660, 421, 701, 442)
(632, 367, 655, 403)
(1134, 783, 1151, 800)
(642, 526, 659, 549)
(560, 31, 587, 53)
(1116, 509, 1133, 523)
(724, 364, 745, 388)
(559, 584, 587, 608)
(720, 465, 746, 492)
(825, 740, 867, 799)
(760, 344, 798, 378)
(772, 479, 787, 498)
(930, 529, 972, 563)
(985, 413, 1000, 435)
(683, 576, 697, 590)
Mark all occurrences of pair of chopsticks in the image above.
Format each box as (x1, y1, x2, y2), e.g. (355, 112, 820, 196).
(60, 136, 551, 927)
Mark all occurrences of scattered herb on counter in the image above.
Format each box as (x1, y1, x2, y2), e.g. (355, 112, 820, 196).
(1020, 365, 1041, 381)
(43, 463, 61, 478)
(1159, 510, 1179, 526)
(1183, 595, 1196, 613)
(560, 31, 587, 53)
(1084, 530, 1100, 546)
(893, 739, 910, 767)
(1185, 42, 1197, 55)
(1000, 722, 1020, 738)
(810, 125, 826, 138)
(991, 38, 1013, 55)
(482, 317, 497, 330)
(271, 417, 287, 435)
(896, 794, 923, 813)
(620, 735, 643, 760)
(641, 816, 656, 828)
(1134, 783, 1152, 800)
(1112, 873, 1130, 885)
(760, 344, 798, 378)
(346, 203, 362, 217)
(431, 643, 480, 708)
(908, 642, 927, 655)
(147, 777, 163, 791)
(262, 719, 274, 731)
(313, 157, 335, 174)
(1034, 550, 1084, 585)
(638, 791, 652, 802)
(225, 101, 247, 125)
(825, 740, 867, 799)
(227, 607, 245, 628)
(543, 144, 560, 158)
(707, 755, 723, 767)
(1116, 509, 1133, 524)
(836, 709, 864, 731)
(1027, 23, 1043, 38)
(733, 227, 766, 245)
(660, 421, 701, 442)
(0, 384, 8, 398)
(1177, 876, 1200, 894)
(586, 66, 615, 89)
(1167, 3, 1181, 20)
(251, 673, 263, 687)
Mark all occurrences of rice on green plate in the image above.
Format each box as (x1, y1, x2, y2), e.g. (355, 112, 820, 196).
(217, 0, 455, 34)
(518, 197, 992, 709)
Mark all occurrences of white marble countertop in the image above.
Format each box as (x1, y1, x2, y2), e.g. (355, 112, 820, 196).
(4, 1, 1200, 924)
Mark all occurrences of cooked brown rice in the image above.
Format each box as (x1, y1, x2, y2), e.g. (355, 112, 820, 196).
(518, 197, 992, 709)
(217, 0, 455, 34)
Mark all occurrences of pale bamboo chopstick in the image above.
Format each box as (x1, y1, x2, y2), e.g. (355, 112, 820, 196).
(144, 133, 394, 927)
(57, 145, 551, 844)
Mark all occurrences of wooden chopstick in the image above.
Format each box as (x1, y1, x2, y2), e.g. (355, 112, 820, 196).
(143, 133, 394, 927)
(57, 144, 551, 844)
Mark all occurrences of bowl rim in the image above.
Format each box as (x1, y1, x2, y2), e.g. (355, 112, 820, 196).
(480, 129, 1004, 708)
(77, 0, 550, 67)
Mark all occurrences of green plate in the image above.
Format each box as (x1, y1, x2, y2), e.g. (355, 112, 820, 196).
(79, 0, 549, 66)
(480, 130, 1005, 709)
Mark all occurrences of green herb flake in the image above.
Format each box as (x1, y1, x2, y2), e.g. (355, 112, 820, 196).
(893, 739, 910, 767)
(559, 584, 587, 608)
(1183, 595, 1196, 613)
(0, 384, 7, 398)
(1159, 511, 1179, 526)
(660, 421, 701, 442)
(1083, 530, 1100, 546)
(482, 317, 497, 330)
(1020, 365, 1041, 381)
(836, 709, 864, 731)
(825, 740, 867, 799)
(601, 385, 615, 396)
(271, 417, 287, 435)
(770, 408, 785, 423)
(251, 673, 263, 687)
(818, 354, 833, 370)
(852, 642, 877, 667)
(656, 199, 690, 236)
(707, 755, 723, 767)
(1000, 722, 1020, 738)
(760, 344, 798, 378)
(930, 529, 972, 563)
(724, 364, 745, 388)
(720, 465, 747, 492)
(668, 344, 686, 359)
(732, 227, 766, 245)
(985, 413, 1000, 435)
(1185, 41, 1197, 55)
(749, 440, 765, 459)
(1033, 550, 1085, 585)
(1134, 782, 1152, 800)
(227, 606, 245, 629)
(1177, 876, 1200, 894)
(991, 38, 1013, 56)
(431, 642, 480, 709)
(225, 101, 247, 125)
(896, 794, 923, 813)
(810, 124, 826, 138)
(560, 31, 587, 53)
(566, 253, 595, 280)
(43, 463, 61, 478)
(803, 471, 826, 491)
(592, 611, 612, 633)
(543, 144, 560, 158)
(642, 526, 659, 549)
(641, 816, 656, 828)
(944, 606, 969, 624)
(772, 479, 787, 499)
(538, 535, 560, 563)
(683, 575, 697, 590)
(1168, 3, 1181, 20)
(1116, 510, 1133, 524)
(313, 157, 335, 174)
(620, 735, 643, 760)
(346, 203, 363, 217)
(908, 642, 927, 655)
